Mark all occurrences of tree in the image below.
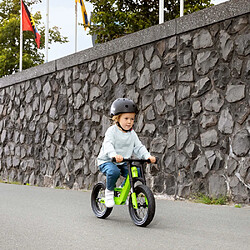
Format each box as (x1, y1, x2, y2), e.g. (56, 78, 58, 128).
(0, 0, 68, 77)
(87, 0, 213, 44)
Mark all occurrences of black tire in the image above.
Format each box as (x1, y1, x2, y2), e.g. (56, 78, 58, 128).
(128, 184, 155, 227)
(91, 182, 113, 219)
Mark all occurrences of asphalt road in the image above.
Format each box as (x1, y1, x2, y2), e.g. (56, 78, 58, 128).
(0, 183, 249, 250)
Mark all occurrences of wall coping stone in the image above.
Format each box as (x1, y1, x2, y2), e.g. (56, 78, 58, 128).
(56, 18, 176, 71)
(0, 60, 56, 88)
(177, 0, 250, 34)
(0, 0, 249, 88)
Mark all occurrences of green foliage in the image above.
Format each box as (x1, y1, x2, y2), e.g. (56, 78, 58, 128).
(235, 204, 242, 208)
(0, 178, 22, 185)
(87, 0, 213, 44)
(192, 193, 229, 205)
(0, 0, 68, 77)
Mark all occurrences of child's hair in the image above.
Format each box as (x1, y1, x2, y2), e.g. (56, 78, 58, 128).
(112, 114, 121, 124)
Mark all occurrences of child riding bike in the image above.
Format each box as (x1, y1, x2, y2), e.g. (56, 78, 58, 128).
(97, 98, 156, 208)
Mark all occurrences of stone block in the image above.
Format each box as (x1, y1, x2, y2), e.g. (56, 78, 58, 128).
(177, 126, 189, 150)
(192, 100, 202, 115)
(208, 174, 227, 198)
(232, 129, 250, 157)
(126, 66, 138, 85)
(235, 33, 250, 56)
(154, 94, 166, 115)
(150, 137, 167, 153)
(204, 90, 224, 112)
(192, 77, 211, 97)
(225, 85, 245, 103)
(218, 108, 234, 134)
(193, 29, 213, 49)
(219, 30, 233, 61)
(164, 175, 176, 195)
(200, 113, 218, 129)
(89, 87, 101, 101)
(167, 127, 176, 149)
(142, 124, 156, 136)
(150, 55, 162, 71)
(177, 84, 191, 101)
(164, 52, 177, 65)
(177, 50, 192, 67)
(104, 56, 114, 70)
(227, 157, 238, 176)
(195, 51, 219, 75)
(185, 141, 201, 159)
(178, 67, 194, 82)
(194, 156, 209, 178)
(201, 129, 218, 147)
(152, 71, 166, 90)
(138, 68, 150, 89)
(145, 106, 155, 121)
(164, 151, 177, 174)
(164, 87, 176, 107)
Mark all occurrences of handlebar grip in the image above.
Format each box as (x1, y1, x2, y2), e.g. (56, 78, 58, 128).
(112, 157, 157, 164)
(146, 158, 158, 164)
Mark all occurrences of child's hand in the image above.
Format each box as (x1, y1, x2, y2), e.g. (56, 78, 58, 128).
(148, 156, 156, 164)
(115, 154, 123, 163)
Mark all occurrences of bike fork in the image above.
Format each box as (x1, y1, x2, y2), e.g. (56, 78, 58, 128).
(131, 192, 138, 209)
(128, 163, 138, 209)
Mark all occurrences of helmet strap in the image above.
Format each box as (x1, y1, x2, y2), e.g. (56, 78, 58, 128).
(116, 122, 132, 133)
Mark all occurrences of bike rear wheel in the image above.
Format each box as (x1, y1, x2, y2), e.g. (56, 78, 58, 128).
(128, 184, 155, 227)
(91, 182, 113, 219)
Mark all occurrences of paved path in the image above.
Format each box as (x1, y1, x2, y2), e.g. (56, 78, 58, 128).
(0, 183, 249, 250)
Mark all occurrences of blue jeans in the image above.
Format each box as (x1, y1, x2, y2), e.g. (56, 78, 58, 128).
(99, 162, 128, 191)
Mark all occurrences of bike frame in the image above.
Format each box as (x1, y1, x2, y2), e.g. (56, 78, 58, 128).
(100, 159, 149, 209)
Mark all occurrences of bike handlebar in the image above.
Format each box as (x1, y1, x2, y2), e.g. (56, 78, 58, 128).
(112, 157, 156, 164)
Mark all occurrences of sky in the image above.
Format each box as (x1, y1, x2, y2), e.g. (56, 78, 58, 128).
(32, 0, 228, 62)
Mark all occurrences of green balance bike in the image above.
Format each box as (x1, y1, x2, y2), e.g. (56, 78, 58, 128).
(91, 158, 156, 227)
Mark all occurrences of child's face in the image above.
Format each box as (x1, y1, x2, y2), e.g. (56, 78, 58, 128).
(119, 113, 135, 131)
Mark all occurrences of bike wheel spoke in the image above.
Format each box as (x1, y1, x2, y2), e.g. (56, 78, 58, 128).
(128, 185, 155, 227)
(91, 182, 113, 219)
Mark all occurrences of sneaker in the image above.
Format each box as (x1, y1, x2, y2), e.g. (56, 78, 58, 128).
(105, 189, 115, 208)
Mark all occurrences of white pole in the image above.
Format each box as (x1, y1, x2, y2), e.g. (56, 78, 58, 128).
(180, 0, 184, 17)
(45, 0, 49, 62)
(75, 1, 77, 53)
(159, 0, 164, 24)
(20, 0, 23, 72)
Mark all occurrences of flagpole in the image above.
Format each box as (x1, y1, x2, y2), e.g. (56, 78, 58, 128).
(180, 0, 184, 17)
(20, 0, 23, 72)
(159, 0, 164, 24)
(75, 1, 77, 53)
(45, 0, 49, 62)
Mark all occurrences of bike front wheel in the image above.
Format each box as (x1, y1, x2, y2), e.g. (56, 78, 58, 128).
(128, 184, 155, 227)
(91, 182, 113, 219)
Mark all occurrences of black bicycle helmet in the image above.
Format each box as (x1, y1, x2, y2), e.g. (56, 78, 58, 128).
(110, 98, 137, 117)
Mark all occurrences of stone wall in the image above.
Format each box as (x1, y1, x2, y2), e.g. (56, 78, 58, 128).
(0, 0, 249, 203)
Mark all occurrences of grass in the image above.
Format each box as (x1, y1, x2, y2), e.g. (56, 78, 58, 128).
(192, 193, 229, 205)
(0, 179, 30, 186)
(234, 204, 242, 208)
(0, 179, 22, 185)
(55, 186, 65, 190)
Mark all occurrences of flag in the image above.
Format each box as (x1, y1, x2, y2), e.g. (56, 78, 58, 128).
(21, 0, 41, 48)
(75, 0, 89, 30)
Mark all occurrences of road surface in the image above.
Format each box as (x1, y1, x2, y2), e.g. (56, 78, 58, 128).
(0, 183, 249, 250)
